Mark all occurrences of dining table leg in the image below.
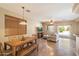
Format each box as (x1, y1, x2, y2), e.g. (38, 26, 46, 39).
(4, 43, 7, 50)
(12, 47, 16, 56)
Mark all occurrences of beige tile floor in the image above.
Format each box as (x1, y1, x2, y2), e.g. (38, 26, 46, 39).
(30, 38, 76, 56)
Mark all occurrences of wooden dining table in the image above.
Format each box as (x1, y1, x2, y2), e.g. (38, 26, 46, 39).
(4, 36, 37, 56)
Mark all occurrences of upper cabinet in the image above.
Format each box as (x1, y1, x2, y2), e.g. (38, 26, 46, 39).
(5, 15, 27, 36)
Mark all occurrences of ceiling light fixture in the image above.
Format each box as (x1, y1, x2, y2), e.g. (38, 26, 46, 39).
(19, 7, 27, 25)
(50, 20, 54, 24)
(48, 17, 54, 24)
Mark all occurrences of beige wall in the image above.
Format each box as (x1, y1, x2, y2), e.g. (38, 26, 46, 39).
(42, 20, 79, 35)
(0, 7, 27, 43)
(72, 18, 79, 34)
(0, 7, 39, 44)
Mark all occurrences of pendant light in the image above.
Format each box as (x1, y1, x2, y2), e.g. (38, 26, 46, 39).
(19, 7, 27, 25)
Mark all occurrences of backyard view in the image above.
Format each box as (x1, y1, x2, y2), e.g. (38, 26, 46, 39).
(58, 25, 71, 38)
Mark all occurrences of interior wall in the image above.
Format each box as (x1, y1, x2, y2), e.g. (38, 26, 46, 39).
(73, 18, 79, 34)
(0, 7, 39, 44)
(42, 20, 79, 35)
(42, 21, 71, 35)
(27, 18, 38, 35)
(0, 7, 27, 43)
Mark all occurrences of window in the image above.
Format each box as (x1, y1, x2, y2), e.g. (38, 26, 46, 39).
(5, 15, 27, 36)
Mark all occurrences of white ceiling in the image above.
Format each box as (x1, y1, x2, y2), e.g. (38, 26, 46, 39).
(0, 3, 79, 21)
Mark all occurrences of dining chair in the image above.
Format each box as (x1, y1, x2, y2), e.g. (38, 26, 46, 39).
(0, 42, 12, 56)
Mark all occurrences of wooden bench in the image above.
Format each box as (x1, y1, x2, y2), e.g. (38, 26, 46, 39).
(17, 44, 37, 56)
